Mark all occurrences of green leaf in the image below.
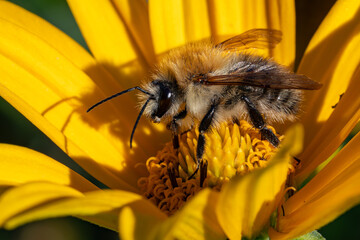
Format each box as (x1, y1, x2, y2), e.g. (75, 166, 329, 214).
(292, 230, 325, 240)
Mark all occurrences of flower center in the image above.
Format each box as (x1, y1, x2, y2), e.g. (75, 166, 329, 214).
(137, 120, 283, 215)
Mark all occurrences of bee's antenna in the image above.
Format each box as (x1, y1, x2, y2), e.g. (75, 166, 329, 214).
(87, 86, 153, 112)
(130, 98, 151, 148)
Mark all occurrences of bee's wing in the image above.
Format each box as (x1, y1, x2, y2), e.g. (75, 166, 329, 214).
(195, 72, 322, 90)
(215, 29, 282, 51)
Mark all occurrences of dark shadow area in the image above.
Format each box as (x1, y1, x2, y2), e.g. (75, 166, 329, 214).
(0, 217, 119, 240)
(41, 97, 82, 155)
(295, 0, 337, 69)
(319, 204, 360, 240)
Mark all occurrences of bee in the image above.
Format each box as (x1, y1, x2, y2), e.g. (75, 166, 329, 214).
(88, 29, 322, 178)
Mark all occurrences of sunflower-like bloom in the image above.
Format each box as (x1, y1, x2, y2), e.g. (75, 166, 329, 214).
(0, 0, 360, 239)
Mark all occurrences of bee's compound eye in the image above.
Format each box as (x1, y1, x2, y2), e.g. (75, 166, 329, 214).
(154, 82, 173, 119)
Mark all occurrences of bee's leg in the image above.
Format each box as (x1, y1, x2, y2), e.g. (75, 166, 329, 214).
(168, 109, 188, 150)
(200, 160, 208, 187)
(173, 129, 192, 149)
(293, 156, 301, 165)
(232, 117, 241, 126)
(188, 103, 217, 180)
(240, 95, 280, 147)
(180, 128, 192, 136)
(172, 134, 180, 149)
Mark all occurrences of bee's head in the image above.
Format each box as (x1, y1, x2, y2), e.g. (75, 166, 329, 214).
(146, 80, 174, 123)
(87, 80, 178, 149)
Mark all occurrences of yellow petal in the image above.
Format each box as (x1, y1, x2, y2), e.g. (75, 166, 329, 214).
(98, 195, 167, 234)
(119, 189, 225, 240)
(283, 132, 360, 215)
(118, 203, 167, 240)
(1, 186, 148, 231)
(0, 1, 104, 75)
(208, 0, 266, 41)
(0, 0, 171, 167)
(208, 0, 295, 66)
(0, 1, 149, 116)
(154, 189, 224, 240)
(149, 0, 211, 55)
(67, 0, 173, 154)
(63, 0, 173, 154)
(0, 182, 84, 228)
(298, 0, 360, 144)
(0, 19, 140, 191)
(269, 134, 360, 240)
(265, 0, 296, 67)
(67, 0, 147, 82)
(112, 0, 156, 65)
(0, 1, 137, 101)
(296, 68, 360, 182)
(216, 124, 303, 239)
(0, 144, 97, 192)
(119, 207, 139, 239)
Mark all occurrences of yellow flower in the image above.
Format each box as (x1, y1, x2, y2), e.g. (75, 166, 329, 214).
(0, 0, 359, 239)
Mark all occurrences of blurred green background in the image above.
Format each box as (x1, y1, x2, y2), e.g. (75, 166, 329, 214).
(0, 0, 359, 239)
